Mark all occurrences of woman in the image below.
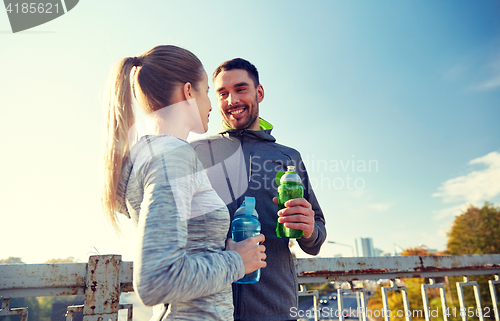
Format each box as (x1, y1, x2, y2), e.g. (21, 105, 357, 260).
(101, 45, 266, 320)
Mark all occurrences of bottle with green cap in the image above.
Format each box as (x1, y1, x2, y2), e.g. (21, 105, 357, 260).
(276, 166, 304, 239)
(231, 196, 261, 284)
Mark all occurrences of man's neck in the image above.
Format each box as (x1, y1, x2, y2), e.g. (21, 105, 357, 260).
(247, 118, 261, 131)
(223, 118, 273, 131)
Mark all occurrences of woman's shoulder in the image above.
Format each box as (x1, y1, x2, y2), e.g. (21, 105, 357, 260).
(133, 134, 189, 151)
(129, 135, 201, 182)
(131, 135, 196, 161)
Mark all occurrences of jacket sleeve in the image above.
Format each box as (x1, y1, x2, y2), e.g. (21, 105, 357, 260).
(295, 155, 327, 255)
(132, 147, 245, 306)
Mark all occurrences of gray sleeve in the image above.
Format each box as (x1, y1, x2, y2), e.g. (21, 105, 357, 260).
(132, 149, 244, 306)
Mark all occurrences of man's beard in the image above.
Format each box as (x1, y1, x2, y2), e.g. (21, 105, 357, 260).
(243, 103, 259, 129)
(226, 95, 259, 129)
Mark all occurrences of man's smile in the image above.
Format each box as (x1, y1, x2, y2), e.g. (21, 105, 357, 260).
(227, 106, 248, 118)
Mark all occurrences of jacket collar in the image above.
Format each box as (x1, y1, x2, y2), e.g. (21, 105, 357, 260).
(218, 118, 276, 142)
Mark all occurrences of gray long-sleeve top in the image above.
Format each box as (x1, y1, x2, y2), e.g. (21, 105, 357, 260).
(117, 135, 245, 320)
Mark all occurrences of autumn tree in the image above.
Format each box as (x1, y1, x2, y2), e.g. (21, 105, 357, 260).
(446, 202, 500, 320)
(447, 202, 500, 255)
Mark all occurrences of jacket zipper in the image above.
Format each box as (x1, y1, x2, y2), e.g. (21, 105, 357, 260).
(236, 131, 245, 317)
(236, 132, 245, 207)
(249, 153, 254, 183)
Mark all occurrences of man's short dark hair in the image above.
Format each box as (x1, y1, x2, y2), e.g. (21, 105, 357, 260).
(213, 58, 260, 88)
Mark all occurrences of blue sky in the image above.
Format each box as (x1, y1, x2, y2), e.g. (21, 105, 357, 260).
(1, 1, 499, 263)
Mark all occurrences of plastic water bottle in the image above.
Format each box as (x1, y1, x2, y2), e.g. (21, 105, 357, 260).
(231, 196, 261, 284)
(276, 166, 304, 239)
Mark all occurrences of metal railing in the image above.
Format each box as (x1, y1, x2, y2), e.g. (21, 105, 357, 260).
(295, 255, 500, 321)
(1, 254, 499, 321)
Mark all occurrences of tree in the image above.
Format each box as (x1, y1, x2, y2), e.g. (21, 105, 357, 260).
(447, 202, 500, 255)
(446, 202, 500, 320)
(0, 257, 24, 264)
(45, 257, 77, 263)
(401, 247, 435, 256)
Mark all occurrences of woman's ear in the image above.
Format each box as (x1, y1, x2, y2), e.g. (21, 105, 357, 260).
(182, 82, 193, 101)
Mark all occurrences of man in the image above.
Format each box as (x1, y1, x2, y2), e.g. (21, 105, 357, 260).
(191, 58, 326, 321)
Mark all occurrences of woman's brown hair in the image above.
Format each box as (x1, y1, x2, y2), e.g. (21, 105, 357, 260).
(102, 45, 203, 230)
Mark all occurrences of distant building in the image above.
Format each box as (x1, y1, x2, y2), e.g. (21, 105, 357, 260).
(356, 238, 375, 257)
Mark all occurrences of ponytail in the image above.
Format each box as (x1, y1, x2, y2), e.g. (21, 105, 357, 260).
(101, 45, 203, 231)
(102, 57, 138, 231)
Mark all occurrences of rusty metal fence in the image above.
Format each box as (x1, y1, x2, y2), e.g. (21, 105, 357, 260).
(1, 254, 499, 321)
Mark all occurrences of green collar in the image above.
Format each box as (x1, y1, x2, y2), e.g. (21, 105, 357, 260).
(258, 118, 273, 130)
(222, 117, 273, 131)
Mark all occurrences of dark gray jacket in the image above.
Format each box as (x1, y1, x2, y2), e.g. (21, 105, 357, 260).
(191, 120, 327, 321)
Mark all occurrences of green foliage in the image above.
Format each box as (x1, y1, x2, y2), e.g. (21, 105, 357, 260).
(1, 297, 52, 321)
(446, 202, 500, 318)
(447, 202, 500, 255)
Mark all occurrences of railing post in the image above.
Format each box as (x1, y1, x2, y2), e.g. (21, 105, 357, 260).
(298, 284, 318, 321)
(381, 279, 412, 321)
(456, 276, 485, 321)
(0, 298, 28, 321)
(488, 275, 500, 321)
(82, 255, 122, 321)
(338, 285, 368, 321)
(422, 278, 449, 321)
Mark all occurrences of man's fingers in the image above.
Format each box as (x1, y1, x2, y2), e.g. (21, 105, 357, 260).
(278, 206, 312, 217)
(278, 214, 310, 224)
(284, 197, 311, 209)
(283, 222, 309, 231)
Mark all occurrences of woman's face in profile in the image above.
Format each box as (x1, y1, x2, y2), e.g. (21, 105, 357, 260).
(192, 70, 212, 133)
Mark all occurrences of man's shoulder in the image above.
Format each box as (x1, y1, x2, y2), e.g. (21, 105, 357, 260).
(268, 140, 302, 159)
(189, 134, 242, 167)
(189, 134, 225, 148)
(189, 134, 238, 152)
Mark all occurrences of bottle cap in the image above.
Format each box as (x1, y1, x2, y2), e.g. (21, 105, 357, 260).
(280, 166, 302, 183)
(234, 196, 258, 218)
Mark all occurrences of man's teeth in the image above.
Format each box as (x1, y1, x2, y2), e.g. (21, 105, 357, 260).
(231, 109, 244, 115)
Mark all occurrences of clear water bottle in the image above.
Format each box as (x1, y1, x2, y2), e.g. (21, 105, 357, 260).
(276, 166, 304, 239)
(231, 196, 261, 284)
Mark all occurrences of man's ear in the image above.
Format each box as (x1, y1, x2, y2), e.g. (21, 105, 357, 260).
(256, 84, 264, 103)
(183, 82, 193, 100)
